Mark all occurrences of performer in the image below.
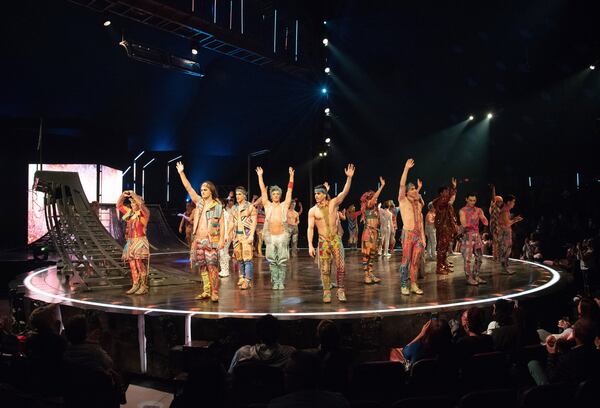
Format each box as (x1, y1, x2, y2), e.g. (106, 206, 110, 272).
(176, 162, 224, 302)
(346, 204, 361, 249)
(360, 177, 386, 284)
(256, 166, 295, 290)
(117, 190, 150, 295)
(424, 202, 436, 261)
(253, 197, 266, 257)
(498, 194, 523, 274)
(397, 159, 425, 295)
(432, 177, 458, 275)
(178, 201, 196, 246)
(287, 200, 302, 257)
(489, 184, 504, 261)
(308, 164, 355, 303)
(229, 186, 257, 289)
(459, 193, 489, 285)
(219, 198, 234, 278)
(378, 203, 393, 257)
(388, 200, 399, 253)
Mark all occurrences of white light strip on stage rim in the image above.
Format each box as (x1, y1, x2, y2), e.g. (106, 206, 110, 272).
(23, 257, 561, 318)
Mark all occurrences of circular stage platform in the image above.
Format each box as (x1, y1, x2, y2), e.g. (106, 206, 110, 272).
(20, 251, 562, 319)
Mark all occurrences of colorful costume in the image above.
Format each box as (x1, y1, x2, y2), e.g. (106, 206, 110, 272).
(424, 209, 436, 260)
(190, 199, 223, 301)
(255, 207, 265, 256)
(460, 206, 485, 283)
(433, 187, 457, 273)
(287, 208, 300, 256)
(218, 207, 232, 277)
(489, 202, 502, 261)
(231, 201, 256, 288)
(264, 200, 290, 290)
(361, 192, 382, 283)
(346, 210, 361, 247)
(119, 204, 150, 295)
(399, 201, 424, 293)
(498, 206, 513, 270)
(317, 205, 346, 302)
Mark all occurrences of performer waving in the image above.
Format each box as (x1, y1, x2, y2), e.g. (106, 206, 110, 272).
(360, 177, 386, 284)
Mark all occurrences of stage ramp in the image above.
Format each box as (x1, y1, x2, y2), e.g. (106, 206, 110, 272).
(33, 171, 192, 291)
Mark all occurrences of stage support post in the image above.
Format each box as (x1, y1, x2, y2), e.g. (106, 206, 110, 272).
(137, 314, 147, 373)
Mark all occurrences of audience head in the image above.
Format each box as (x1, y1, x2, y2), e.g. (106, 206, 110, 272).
(256, 314, 280, 346)
(422, 319, 452, 353)
(492, 299, 514, 326)
(283, 351, 320, 392)
(317, 320, 340, 352)
(573, 318, 597, 346)
(64, 315, 88, 345)
(462, 307, 484, 335)
(577, 296, 600, 322)
(29, 304, 61, 334)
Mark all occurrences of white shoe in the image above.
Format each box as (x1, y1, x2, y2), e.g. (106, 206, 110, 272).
(219, 271, 230, 277)
(384, 253, 392, 258)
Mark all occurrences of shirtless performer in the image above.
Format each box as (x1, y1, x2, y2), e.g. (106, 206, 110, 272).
(229, 187, 257, 289)
(287, 200, 302, 257)
(498, 194, 523, 275)
(176, 162, 225, 302)
(360, 177, 386, 284)
(307, 164, 355, 303)
(256, 166, 295, 290)
(397, 159, 425, 295)
(459, 193, 489, 285)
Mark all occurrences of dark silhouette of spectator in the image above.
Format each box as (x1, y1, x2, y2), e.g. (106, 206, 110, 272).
(401, 319, 453, 366)
(63, 315, 113, 373)
(312, 320, 351, 393)
(268, 351, 350, 408)
(456, 307, 493, 361)
(171, 359, 227, 408)
(229, 314, 295, 373)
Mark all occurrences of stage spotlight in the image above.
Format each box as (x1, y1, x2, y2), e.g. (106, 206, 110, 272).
(323, 21, 327, 25)
(323, 152, 328, 157)
(487, 113, 493, 119)
(325, 137, 331, 143)
(321, 87, 328, 94)
(590, 65, 596, 70)
(319, 152, 324, 157)
(468, 115, 474, 121)
(324, 67, 331, 74)
(322, 38, 329, 46)
(191, 47, 198, 55)
(103, 20, 112, 27)
(324, 108, 331, 115)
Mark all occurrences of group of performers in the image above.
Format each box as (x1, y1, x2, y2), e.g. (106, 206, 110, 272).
(117, 159, 524, 303)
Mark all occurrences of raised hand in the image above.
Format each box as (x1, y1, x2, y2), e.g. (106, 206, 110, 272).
(417, 178, 423, 190)
(323, 181, 330, 192)
(344, 163, 355, 178)
(289, 167, 295, 177)
(176, 161, 184, 173)
(405, 158, 415, 169)
(379, 176, 386, 186)
(451, 177, 457, 188)
(255, 166, 264, 176)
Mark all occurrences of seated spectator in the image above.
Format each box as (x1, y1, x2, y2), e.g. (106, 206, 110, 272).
(529, 318, 600, 385)
(488, 299, 538, 353)
(455, 307, 493, 361)
(268, 351, 349, 408)
(537, 317, 573, 345)
(171, 359, 227, 408)
(486, 299, 513, 335)
(63, 314, 113, 373)
(0, 315, 19, 355)
(400, 318, 453, 366)
(229, 314, 295, 373)
(312, 320, 351, 393)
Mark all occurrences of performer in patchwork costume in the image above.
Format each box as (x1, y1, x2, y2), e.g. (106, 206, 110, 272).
(432, 177, 458, 275)
(176, 162, 225, 302)
(397, 159, 425, 295)
(255, 166, 295, 290)
(498, 194, 523, 275)
(360, 177, 386, 284)
(229, 186, 257, 290)
(308, 164, 355, 303)
(117, 190, 151, 295)
(459, 193, 489, 286)
(488, 184, 504, 262)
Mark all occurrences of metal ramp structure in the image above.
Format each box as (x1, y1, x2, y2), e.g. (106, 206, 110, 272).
(145, 204, 188, 252)
(33, 171, 192, 291)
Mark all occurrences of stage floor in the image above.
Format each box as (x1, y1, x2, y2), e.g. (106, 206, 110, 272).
(20, 250, 562, 319)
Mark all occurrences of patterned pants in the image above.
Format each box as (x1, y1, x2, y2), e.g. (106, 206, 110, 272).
(234, 239, 254, 280)
(362, 227, 379, 274)
(399, 229, 424, 287)
(191, 239, 219, 294)
(461, 231, 483, 279)
(491, 224, 501, 261)
(436, 230, 453, 270)
(425, 226, 436, 260)
(219, 240, 231, 275)
(123, 237, 150, 289)
(498, 229, 512, 268)
(265, 232, 290, 286)
(318, 235, 345, 289)
(289, 225, 299, 256)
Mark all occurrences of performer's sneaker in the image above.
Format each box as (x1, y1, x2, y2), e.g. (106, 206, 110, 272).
(134, 285, 148, 295)
(126, 283, 140, 295)
(466, 277, 479, 286)
(237, 276, 245, 286)
(401, 286, 410, 296)
(240, 279, 252, 290)
(219, 271, 230, 278)
(195, 291, 211, 300)
(476, 276, 487, 284)
(337, 289, 347, 302)
(323, 290, 332, 303)
(211, 292, 219, 302)
(411, 283, 424, 295)
(369, 273, 382, 283)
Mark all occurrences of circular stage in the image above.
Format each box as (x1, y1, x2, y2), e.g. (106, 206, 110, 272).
(20, 251, 562, 319)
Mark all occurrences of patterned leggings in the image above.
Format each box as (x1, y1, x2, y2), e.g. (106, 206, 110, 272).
(436, 231, 453, 269)
(498, 229, 512, 268)
(319, 235, 345, 289)
(400, 229, 423, 287)
(191, 240, 220, 294)
(362, 227, 379, 275)
(265, 233, 290, 285)
(461, 231, 483, 279)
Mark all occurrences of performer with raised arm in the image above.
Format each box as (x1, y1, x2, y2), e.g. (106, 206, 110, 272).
(432, 177, 458, 275)
(397, 159, 425, 295)
(459, 193, 489, 285)
(230, 186, 257, 290)
(489, 184, 504, 261)
(498, 194, 523, 275)
(256, 166, 295, 290)
(176, 162, 225, 302)
(117, 190, 151, 295)
(307, 164, 355, 303)
(360, 177, 386, 284)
